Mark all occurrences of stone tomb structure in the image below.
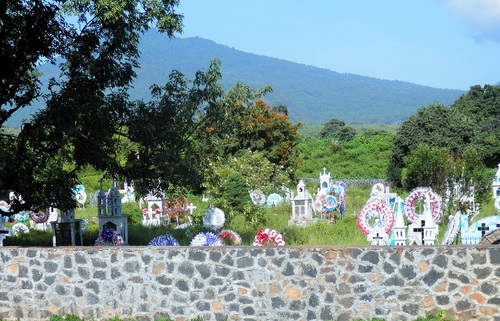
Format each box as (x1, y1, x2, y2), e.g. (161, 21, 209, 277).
(97, 180, 129, 245)
(50, 209, 84, 246)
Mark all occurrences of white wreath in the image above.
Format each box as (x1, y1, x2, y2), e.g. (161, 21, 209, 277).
(357, 198, 395, 235)
(203, 207, 225, 230)
(12, 223, 29, 236)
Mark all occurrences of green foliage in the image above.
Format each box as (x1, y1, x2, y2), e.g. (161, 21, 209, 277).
(319, 118, 357, 141)
(221, 172, 249, 213)
(402, 144, 452, 194)
(388, 103, 474, 187)
(452, 84, 500, 167)
(241, 202, 267, 229)
(202, 149, 292, 196)
(296, 134, 393, 179)
(1, 0, 183, 213)
(49, 315, 84, 321)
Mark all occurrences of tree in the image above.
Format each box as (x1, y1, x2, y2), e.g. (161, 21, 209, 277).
(0, 0, 183, 213)
(125, 61, 223, 197)
(0, 0, 66, 127)
(387, 103, 474, 187)
(238, 99, 301, 170)
(319, 118, 356, 141)
(202, 149, 293, 197)
(402, 144, 453, 194)
(451, 85, 500, 167)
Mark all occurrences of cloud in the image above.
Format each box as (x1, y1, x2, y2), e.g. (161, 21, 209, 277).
(445, 0, 500, 43)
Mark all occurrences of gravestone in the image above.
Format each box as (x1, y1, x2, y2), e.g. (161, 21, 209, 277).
(51, 209, 83, 246)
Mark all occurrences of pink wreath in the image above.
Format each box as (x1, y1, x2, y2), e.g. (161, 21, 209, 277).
(357, 198, 395, 235)
(253, 228, 285, 246)
(29, 209, 49, 223)
(404, 187, 441, 223)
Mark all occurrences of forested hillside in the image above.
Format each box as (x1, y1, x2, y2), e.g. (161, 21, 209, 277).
(7, 30, 466, 128)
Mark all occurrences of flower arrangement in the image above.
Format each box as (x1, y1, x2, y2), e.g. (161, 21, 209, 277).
(357, 197, 395, 235)
(94, 227, 124, 246)
(149, 234, 180, 246)
(189, 232, 222, 246)
(253, 228, 285, 246)
(404, 187, 442, 223)
(13, 211, 29, 223)
(12, 223, 29, 236)
(29, 209, 49, 224)
(218, 229, 242, 245)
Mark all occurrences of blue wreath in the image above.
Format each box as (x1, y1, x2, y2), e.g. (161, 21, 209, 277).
(189, 232, 222, 246)
(149, 234, 180, 246)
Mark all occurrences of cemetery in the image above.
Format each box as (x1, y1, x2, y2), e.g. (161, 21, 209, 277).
(1, 166, 500, 320)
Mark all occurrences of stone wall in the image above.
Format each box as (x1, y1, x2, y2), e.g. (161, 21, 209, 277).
(0, 246, 499, 321)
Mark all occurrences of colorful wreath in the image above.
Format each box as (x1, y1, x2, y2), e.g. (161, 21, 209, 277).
(404, 187, 442, 223)
(94, 227, 124, 246)
(357, 198, 395, 235)
(189, 232, 222, 246)
(29, 209, 49, 224)
(253, 228, 285, 246)
(218, 229, 242, 245)
(149, 234, 180, 246)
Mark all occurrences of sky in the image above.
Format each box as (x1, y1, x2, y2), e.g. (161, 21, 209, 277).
(176, 0, 500, 90)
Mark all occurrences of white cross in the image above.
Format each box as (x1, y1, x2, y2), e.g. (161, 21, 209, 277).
(186, 203, 197, 215)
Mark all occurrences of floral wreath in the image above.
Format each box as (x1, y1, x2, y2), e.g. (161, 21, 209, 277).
(149, 234, 180, 246)
(13, 211, 29, 223)
(202, 207, 225, 230)
(29, 209, 49, 224)
(357, 197, 395, 235)
(315, 194, 339, 215)
(12, 223, 29, 236)
(404, 187, 441, 223)
(189, 232, 222, 246)
(218, 229, 242, 245)
(253, 228, 285, 246)
(94, 227, 124, 246)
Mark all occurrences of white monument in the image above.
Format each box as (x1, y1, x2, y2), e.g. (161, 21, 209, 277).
(492, 164, 500, 199)
(290, 180, 314, 225)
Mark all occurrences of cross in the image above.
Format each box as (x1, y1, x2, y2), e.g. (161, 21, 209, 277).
(186, 203, 197, 215)
(477, 223, 490, 236)
(413, 219, 426, 243)
(370, 232, 385, 246)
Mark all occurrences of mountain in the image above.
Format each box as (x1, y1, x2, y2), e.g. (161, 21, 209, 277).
(6, 30, 466, 128)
